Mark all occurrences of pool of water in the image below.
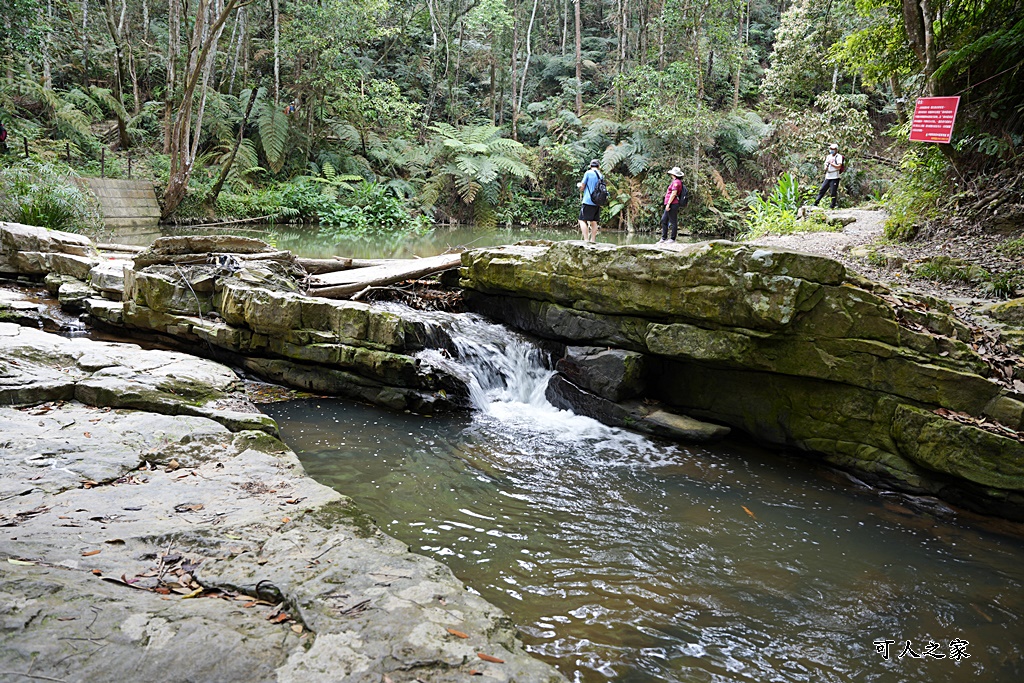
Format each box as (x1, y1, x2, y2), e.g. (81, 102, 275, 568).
(264, 313, 1024, 682)
(108, 223, 668, 259)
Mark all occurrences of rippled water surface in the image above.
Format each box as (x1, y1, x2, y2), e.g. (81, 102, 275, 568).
(264, 315, 1024, 682)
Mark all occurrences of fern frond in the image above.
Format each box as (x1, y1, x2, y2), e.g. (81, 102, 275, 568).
(454, 174, 481, 204)
(257, 105, 290, 174)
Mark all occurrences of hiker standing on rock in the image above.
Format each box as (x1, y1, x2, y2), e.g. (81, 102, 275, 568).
(658, 166, 688, 244)
(577, 159, 604, 242)
(814, 143, 845, 209)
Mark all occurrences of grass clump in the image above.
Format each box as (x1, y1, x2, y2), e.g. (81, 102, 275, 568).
(0, 160, 103, 233)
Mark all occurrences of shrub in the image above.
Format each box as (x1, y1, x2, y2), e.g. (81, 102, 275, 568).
(884, 146, 949, 241)
(318, 182, 430, 239)
(741, 172, 832, 238)
(0, 160, 103, 233)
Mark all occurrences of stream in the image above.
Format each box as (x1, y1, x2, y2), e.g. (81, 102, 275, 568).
(264, 309, 1024, 683)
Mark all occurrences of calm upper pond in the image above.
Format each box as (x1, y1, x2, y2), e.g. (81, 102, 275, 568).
(264, 312, 1024, 683)
(109, 223, 668, 259)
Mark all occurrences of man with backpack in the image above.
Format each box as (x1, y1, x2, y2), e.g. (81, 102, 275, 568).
(813, 143, 845, 209)
(577, 159, 605, 242)
(658, 166, 688, 244)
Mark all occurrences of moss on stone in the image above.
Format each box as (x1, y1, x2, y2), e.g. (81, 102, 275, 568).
(305, 498, 379, 538)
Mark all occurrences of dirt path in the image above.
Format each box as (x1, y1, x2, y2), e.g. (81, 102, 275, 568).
(746, 208, 1021, 310)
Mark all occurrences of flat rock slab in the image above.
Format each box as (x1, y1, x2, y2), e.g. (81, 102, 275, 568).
(0, 328, 563, 682)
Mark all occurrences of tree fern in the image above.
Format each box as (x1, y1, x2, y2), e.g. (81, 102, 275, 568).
(257, 102, 290, 174)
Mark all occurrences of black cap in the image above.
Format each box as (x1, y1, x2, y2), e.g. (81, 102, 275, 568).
(590, 159, 600, 167)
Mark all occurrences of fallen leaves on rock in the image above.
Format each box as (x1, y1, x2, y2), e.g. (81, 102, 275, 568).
(934, 408, 1024, 443)
(0, 504, 50, 527)
(477, 653, 505, 664)
(446, 628, 469, 639)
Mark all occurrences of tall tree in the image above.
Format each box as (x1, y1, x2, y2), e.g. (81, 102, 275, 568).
(163, 0, 244, 217)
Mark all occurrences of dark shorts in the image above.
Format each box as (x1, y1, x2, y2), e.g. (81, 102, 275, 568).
(579, 204, 600, 222)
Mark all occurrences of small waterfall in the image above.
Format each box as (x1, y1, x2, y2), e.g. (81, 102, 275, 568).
(393, 305, 667, 458)
(414, 311, 555, 412)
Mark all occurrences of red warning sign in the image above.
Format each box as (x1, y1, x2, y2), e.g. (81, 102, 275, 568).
(909, 96, 961, 144)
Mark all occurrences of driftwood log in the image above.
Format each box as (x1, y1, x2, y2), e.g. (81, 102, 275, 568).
(295, 257, 401, 274)
(308, 253, 463, 299)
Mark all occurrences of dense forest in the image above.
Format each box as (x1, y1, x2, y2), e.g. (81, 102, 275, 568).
(0, 0, 1021, 242)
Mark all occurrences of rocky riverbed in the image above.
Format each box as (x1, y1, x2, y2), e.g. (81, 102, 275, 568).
(0, 323, 563, 682)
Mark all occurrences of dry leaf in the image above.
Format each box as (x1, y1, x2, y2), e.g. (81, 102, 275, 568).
(741, 505, 757, 521)
(81, 549, 101, 557)
(477, 653, 505, 664)
(269, 612, 290, 623)
(91, 569, 102, 576)
(291, 624, 304, 634)
(7, 559, 36, 566)
(281, 517, 291, 524)
(165, 459, 180, 472)
(243, 601, 257, 608)
(446, 628, 469, 639)
(469, 670, 483, 676)
(181, 587, 204, 599)
(83, 432, 91, 438)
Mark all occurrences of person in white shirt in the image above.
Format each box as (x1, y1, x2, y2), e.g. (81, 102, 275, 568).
(813, 143, 844, 208)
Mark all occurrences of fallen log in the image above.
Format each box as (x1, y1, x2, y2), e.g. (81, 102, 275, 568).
(308, 253, 463, 299)
(97, 243, 146, 254)
(297, 257, 414, 275)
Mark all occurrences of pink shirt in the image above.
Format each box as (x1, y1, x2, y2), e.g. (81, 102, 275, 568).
(665, 178, 683, 205)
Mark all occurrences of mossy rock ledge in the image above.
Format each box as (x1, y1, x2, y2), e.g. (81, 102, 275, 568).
(460, 240, 1024, 519)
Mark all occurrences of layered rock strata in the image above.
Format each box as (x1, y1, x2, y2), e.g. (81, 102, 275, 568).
(0, 323, 564, 682)
(0, 223, 464, 413)
(460, 241, 1024, 519)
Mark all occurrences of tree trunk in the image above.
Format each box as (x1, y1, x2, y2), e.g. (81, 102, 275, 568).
(81, 0, 90, 87)
(163, 0, 239, 218)
(574, 0, 582, 117)
(510, 6, 519, 140)
(515, 0, 540, 138)
(102, 0, 132, 149)
(902, 0, 939, 94)
(209, 86, 258, 203)
(42, 0, 53, 90)
(163, 0, 181, 153)
(561, 0, 568, 57)
(272, 0, 280, 105)
(890, 73, 906, 123)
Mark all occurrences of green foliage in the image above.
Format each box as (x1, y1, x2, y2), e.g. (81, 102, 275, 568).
(913, 256, 990, 284)
(980, 270, 1024, 299)
(761, 92, 874, 185)
(421, 123, 534, 227)
(996, 238, 1024, 258)
(257, 102, 291, 175)
(741, 172, 830, 238)
(883, 145, 949, 241)
(0, 160, 102, 233)
(306, 161, 365, 199)
(761, 0, 841, 107)
(318, 182, 430, 238)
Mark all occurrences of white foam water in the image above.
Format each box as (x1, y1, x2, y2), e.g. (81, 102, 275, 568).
(399, 306, 679, 466)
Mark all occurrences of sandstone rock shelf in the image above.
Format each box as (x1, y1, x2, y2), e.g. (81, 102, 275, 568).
(0, 322, 564, 682)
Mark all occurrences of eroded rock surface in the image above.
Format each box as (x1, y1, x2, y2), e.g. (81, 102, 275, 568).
(0, 326, 564, 683)
(461, 240, 1024, 518)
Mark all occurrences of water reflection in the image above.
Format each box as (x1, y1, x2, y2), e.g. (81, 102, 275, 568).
(105, 222, 666, 259)
(266, 397, 1024, 683)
